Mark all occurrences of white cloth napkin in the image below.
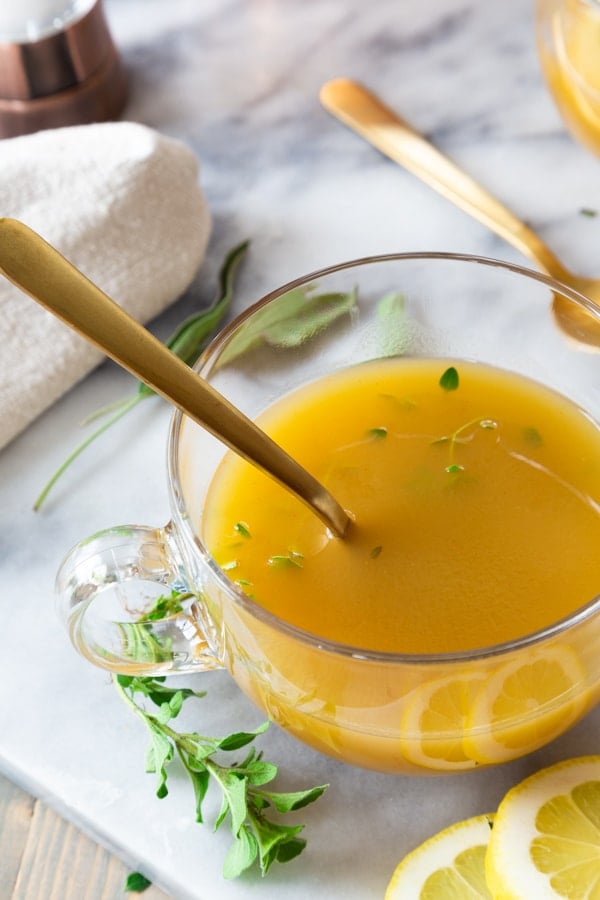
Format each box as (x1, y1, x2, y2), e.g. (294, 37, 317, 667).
(0, 121, 211, 450)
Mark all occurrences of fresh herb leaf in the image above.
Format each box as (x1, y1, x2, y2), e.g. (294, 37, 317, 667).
(137, 589, 191, 622)
(219, 284, 357, 364)
(523, 426, 543, 447)
(377, 291, 406, 318)
(218, 723, 269, 751)
(267, 552, 304, 569)
(234, 521, 252, 538)
(118, 622, 176, 665)
(445, 463, 464, 474)
(33, 240, 249, 511)
(580, 207, 598, 217)
(368, 427, 388, 440)
(369, 545, 383, 559)
(114, 675, 327, 879)
(376, 291, 414, 356)
(124, 871, 152, 893)
(262, 785, 327, 812)
(434, 416, 496, 474)
(222, 824, 258, 880)
(115, 592, 203, 667)
(439, 366, 459, 391)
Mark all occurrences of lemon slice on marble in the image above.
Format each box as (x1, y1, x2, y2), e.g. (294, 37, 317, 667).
(465, 646, 588, 765)
(399, 672, 485, 771)
(385, 813, 494, 899)
(486, 755, 600, 899)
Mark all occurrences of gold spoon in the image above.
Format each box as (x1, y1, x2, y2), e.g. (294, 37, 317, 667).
(0, 217, 349, 537)
(320, 78, 600, 349)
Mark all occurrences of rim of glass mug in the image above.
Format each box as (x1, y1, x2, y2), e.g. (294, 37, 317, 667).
(166, 250, 600, 667)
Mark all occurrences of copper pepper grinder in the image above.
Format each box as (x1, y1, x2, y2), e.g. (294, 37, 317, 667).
(0, 0, 128, 139)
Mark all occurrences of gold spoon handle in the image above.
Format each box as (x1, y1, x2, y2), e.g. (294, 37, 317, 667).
(0, 218, 349, 537)
(320, 78, 569, 280)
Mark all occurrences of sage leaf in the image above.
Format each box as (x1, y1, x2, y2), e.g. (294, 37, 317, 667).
(376, 291, 413, 356)
(34, 240, 249, 510)
(219, 285, 356, 364)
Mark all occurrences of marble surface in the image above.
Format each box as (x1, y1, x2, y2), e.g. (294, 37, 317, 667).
(2, 0, 600, 897)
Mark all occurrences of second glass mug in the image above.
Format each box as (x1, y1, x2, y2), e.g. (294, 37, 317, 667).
(536, 0, 600, 156)
(56, 253, 600, 775)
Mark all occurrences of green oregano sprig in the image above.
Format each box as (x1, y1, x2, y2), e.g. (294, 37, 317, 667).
(33, 240, 250, 510)
(114, 674, 327, 879)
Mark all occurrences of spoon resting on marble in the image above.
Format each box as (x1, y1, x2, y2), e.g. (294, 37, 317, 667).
(0, 217, 350, 538)
(320, 78, 600, 350)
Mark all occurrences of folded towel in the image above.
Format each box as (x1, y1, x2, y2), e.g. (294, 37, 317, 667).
(0, 121, 211, 450)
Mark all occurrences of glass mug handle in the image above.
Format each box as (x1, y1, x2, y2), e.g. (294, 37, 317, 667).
(55, 523, 223, 675)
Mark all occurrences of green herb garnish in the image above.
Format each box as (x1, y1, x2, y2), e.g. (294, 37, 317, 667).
(137, 589, 191, 622)
(376, 291, 414, 355)
(434, 416, 498, 474)
(33, 240, 249, 511)
(125, 872, 152, 893)
(523, 426, 543, 447)
(219, 284, 357, 364)
(234, 521, 252, 539)
(369, 545, 383, 559)
(114, 674, 327, 879)
(267, 552, 304, 569)
(439, 366, 460, 391)
(580, 207, 598, 217)
(368, 426, 388, 440)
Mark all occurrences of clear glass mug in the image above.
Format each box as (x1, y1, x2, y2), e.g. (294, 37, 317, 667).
(536, 0, 600, 156)
(56, 253, 600, 775)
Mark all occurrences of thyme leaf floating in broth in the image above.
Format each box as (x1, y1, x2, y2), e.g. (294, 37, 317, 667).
(523, 426, 543, 447)
(267, 551, 304, 569)
(439, 366, 460, 391)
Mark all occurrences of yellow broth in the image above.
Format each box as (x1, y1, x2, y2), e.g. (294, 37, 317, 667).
(204, 358, 600, 655)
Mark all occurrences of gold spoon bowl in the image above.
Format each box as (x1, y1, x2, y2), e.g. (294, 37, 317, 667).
(320, 78, 600, 350)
